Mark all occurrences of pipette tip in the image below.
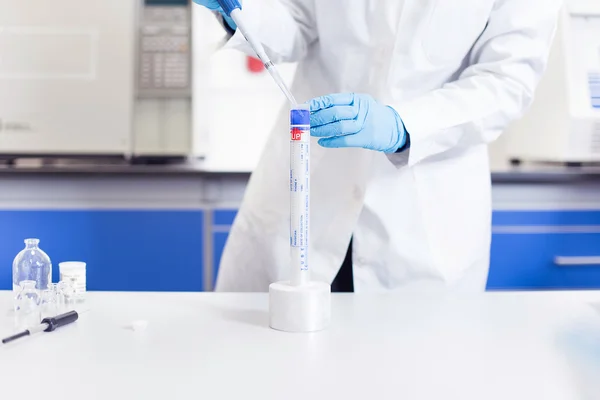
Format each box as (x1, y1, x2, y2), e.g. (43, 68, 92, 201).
(265, 64, 298, 106)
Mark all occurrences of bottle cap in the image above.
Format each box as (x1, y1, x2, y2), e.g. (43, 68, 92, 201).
(59, 261, 86, 272)
(291, 104, 310, 126)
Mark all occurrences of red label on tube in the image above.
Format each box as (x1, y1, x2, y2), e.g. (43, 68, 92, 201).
(291, 127, 303, 141)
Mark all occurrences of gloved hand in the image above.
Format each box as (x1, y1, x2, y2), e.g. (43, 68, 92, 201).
(192, 0, 237, 30)
(193, 0, 222, 10)
(309, 93, 407, 153)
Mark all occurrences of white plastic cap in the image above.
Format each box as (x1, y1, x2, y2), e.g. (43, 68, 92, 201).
(128, 320, 149, 332)
(59, 261, 86, 272)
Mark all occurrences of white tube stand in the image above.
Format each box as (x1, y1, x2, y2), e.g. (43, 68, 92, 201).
(269, 281, 331, 332)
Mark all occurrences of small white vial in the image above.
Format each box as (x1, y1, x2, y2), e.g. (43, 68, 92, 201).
(59, 262, 87, 302)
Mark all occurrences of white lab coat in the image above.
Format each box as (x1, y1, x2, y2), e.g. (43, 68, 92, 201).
(214, 0, 561, 292)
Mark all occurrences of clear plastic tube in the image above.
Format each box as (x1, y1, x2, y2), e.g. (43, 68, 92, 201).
(290, 104, 310, 286)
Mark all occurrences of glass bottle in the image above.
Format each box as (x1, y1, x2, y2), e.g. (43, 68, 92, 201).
(14, 280, 41, 329)
(41, 283, 59, 318)
(12, 238, 52, 295)
(58, 279, 76, 312)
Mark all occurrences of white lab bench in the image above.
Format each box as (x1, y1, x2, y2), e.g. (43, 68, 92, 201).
(1, 291, 599, 399)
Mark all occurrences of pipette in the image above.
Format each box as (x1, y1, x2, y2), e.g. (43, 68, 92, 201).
(217, 0, 298, 106)
(2, 311, 79, 344)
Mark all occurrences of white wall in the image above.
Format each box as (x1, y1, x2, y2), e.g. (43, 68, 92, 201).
(488, 133, 515, 171)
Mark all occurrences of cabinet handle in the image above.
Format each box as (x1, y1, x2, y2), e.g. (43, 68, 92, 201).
(554, 256, 600, 266)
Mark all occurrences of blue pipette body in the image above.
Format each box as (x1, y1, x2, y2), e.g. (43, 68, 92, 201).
(216, 0, 241, 16)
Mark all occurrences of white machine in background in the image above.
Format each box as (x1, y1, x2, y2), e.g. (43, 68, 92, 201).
(0, 0, 194, 160)
(134, 0, 193, 160)
(0, 0, 135, 157)
(506, 0, 600, 165)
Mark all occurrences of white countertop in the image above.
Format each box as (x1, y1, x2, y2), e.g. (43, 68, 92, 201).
(1, 291, 600, 400)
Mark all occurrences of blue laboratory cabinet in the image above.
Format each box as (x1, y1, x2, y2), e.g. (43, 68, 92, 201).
(3, 208, 600, 291)
(210, 209, 600, 291)
(0, 210, 204, 292)
(487, 210, 600, 290)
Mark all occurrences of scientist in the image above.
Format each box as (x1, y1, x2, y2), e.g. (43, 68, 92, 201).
(195, 0, 562, 292)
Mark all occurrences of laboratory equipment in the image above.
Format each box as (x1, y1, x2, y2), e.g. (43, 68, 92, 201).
(41, 283, 59, 319)
(269, 105, 330, 333)
(59, 262, 87, 302)
(505, 1, 600, 164)
(12, 239, 52, 294)
(0, 0, 196, 160)
(133, 0, 195, 159)
(2, 311, 79, 345)
(14, 281, 41, 330)
(216, 0, 297, 105)
(289, 104, 310, 286)
(57, 280, 76, 313)
(0, 0, 135, 157)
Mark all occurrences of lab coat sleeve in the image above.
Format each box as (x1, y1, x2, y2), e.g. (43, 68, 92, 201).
(223, 0, 317, 64)
(388, 0, 561, 167)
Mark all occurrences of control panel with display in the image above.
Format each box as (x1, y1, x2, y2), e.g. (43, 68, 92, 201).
(138, 0, 191, 97)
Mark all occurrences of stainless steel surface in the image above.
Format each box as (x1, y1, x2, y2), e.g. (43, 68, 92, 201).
(0, 163, 240, 176)
(492, 166, 600, 183)
(554, 256, 600, 266)
(1, 163, 600, 182)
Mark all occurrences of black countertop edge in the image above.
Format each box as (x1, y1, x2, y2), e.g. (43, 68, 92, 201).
(491, 171, 600, 184)
(1, 165, 600, 183)
(0, 165, 251, 177)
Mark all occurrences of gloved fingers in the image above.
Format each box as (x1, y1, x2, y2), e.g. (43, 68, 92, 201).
(317, 133, 365, 149)
(193, 0, 222, 10)
(309, 93, 355, 112)
(310, 105, 359, 128)
(311, 119, 363, 138)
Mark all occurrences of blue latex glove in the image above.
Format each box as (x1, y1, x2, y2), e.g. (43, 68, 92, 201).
(309, 93, 407, 153)
(193, 0, 237, 30)
(193, 0, 221, 10)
